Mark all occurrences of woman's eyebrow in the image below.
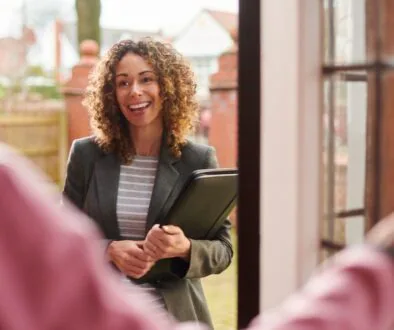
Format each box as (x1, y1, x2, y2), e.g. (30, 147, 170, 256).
(115, 73, 128, 78)
(115, 70, 155, 78)
(139, 70, 155, 76)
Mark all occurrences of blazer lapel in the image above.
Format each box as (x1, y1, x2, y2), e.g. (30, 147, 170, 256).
(145, 144, 180, 231)
(95, 153, 121, 239)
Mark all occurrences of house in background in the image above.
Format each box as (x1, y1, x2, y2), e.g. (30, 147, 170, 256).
(27, 21, 79, 82)
(172, 9, 237, 104)
(24, 9, 237, 89)
(0, 27, 36, 82)
(28, 20, 165, 82)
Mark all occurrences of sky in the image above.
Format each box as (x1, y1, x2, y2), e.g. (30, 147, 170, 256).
(101, 0, 238, 35)
(0, 0, 238, 37)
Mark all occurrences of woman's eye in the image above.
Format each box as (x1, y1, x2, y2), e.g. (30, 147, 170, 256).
(118, 81, 129, 87)
(141, 76, 153, 83)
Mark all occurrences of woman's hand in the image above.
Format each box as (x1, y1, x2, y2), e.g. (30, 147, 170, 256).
(143, 224, 191, 261)
(107, 240, 155, 279)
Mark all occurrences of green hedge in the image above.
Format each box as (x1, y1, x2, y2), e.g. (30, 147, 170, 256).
(29, 85, 62, 99)
(0, 84, 62, 100)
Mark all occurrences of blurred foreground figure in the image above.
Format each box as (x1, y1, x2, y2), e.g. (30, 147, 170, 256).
(0, 142, 394, 330)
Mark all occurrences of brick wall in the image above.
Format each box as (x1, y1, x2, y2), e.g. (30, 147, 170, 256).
(209, 89, 238, 168)
(62, 40, 98, 148)
(209, 47, 238, 168)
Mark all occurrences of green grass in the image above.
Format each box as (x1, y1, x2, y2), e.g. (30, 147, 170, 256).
(202, 232, 237, 330)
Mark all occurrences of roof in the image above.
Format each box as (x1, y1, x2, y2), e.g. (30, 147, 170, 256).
(205, 9, 238, 37)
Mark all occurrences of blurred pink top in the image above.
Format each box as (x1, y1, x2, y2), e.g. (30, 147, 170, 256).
(0, 142, 394, 330)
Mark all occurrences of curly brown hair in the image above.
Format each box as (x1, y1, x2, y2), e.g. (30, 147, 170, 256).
(83, 38, 199, 163)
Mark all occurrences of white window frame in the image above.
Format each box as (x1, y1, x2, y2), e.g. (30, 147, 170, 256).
(260, 0, 322, 309)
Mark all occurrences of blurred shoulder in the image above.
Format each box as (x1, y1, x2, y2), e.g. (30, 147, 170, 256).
(178, 139, 217, 169)
(182, 139, 215, 159)
(70, 136, 104, 157)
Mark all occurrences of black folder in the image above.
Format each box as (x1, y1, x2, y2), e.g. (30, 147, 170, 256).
(158, 168, 238, 239)
(138, 168, 238, 282)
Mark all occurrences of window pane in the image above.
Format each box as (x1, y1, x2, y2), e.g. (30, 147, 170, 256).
(324, 0, 367, 65)
(322, 72, 367, 251)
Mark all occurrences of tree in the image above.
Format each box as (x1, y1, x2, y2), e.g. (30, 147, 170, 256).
(75, 0, 101, 49)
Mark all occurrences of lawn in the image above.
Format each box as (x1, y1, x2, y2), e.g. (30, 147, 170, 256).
(202, 232, 237, 330)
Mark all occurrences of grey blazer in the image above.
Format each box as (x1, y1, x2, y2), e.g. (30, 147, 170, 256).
(63, 136, 233, 328)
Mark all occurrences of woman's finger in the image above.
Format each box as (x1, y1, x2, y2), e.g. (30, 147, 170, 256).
(146, 234, 169, 253)
(121, 260, 152, 277)
(148, 227, 171, 244)
(143, 240, 161, 259)
(123, 255, 151, 269)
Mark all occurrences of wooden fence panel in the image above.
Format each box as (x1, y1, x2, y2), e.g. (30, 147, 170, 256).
(0, 109, 68, 187)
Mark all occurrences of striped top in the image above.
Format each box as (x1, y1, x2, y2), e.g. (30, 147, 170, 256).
(116, 156, 167, 312)
(117, 156, 158, 240)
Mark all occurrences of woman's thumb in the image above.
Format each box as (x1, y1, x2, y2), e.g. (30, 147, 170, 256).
(161, 225, 180, 235)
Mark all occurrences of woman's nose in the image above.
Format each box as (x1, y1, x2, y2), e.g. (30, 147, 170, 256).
(129, 82, 142, 96)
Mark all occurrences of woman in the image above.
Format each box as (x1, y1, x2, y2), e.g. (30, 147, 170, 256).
(63, 38, 233, 328)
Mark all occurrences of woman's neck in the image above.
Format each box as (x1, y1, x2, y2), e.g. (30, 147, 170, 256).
(130, 125, 163, 157)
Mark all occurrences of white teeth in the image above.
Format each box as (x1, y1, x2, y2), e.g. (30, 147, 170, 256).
(128, 102, 149, 110)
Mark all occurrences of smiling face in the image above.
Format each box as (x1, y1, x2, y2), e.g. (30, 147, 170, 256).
(115, 52, 163, 132)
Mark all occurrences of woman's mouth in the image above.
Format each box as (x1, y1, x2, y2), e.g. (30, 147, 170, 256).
(127, 102, 151, 112)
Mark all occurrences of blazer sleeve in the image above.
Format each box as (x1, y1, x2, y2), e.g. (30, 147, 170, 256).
(63, 140, 86, 210)
(172, 147, 234, 279)
(62, 140, 112, 252)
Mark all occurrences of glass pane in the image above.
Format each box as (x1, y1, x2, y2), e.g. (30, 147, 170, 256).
(322, 72, 367, 250)
(323, 0, 367, 65)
